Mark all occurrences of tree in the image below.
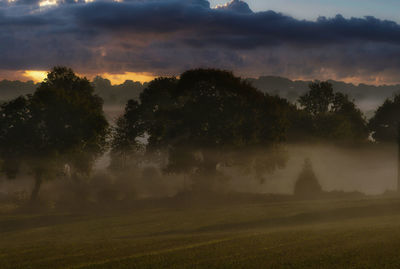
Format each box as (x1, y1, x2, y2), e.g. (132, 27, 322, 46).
(109, 99, 144, 170)
(0, 67, 109, 201)
(0, 96, 32, 179)
(112, 69, 290, 189)
(298, 81, 334, 116)
(294, 81, 368, 143)
(368, 94, 400, 192)
(368, 94, 400, 142)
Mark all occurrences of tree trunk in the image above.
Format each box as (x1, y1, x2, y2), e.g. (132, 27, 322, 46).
(30, 171, 43, 202)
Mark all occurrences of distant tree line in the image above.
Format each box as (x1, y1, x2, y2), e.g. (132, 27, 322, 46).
(0, 76, 146, 106)
(0, 67, 399, 201)
(0, 80, 37, 103)
(92, 76, 146, 104)
(3, 74, 400, 110)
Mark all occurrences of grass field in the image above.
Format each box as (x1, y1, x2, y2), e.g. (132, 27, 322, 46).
(1, 195, 400, 268)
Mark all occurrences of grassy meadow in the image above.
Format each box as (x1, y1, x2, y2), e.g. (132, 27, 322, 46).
(1, 195, 400, 268)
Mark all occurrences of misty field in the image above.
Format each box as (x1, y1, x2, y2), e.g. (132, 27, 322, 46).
(1, 196, 400, 268)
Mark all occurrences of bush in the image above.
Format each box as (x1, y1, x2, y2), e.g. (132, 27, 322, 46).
(294, 158, 322, 198)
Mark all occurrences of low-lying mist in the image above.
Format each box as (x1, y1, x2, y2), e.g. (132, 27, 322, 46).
(228, 143, 397, 195)
(1, 143, 397, 208)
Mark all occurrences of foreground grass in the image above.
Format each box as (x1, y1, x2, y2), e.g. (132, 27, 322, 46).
(1, 196, 400, 268)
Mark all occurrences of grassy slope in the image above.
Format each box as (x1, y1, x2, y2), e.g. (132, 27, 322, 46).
(1, 197, 400, 268)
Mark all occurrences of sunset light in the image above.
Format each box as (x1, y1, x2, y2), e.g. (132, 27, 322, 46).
(99, 72, 156, 84)
(23, 70, 48, 83)
(39, 0, 57, 7)
(3, 1, 400, 268)
(18, 70, 156, 85)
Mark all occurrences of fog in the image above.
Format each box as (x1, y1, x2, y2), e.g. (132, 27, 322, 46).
(0, 101, 397, 207)
(228, 144, 397, 195)
(103, 105, 124, 123)
(96, 100, 399, 198)
(0, 93, 399, 208)
(96, 143, 398, 197)
(1, 142, 397, 209)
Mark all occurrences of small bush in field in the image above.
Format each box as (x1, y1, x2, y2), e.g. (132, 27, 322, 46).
(294, 158, 322, 198)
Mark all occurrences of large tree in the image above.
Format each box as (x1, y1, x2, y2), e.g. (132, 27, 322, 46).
(298, 81, 334, 116)
(368, 94, 400, 193)
(0, 67, 109, 200)
(368, 94, 400, 142)
(112, 69, 290, 189)
(294, 81, 368, 143)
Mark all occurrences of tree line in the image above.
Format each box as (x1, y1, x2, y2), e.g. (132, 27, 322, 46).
(0, 67, 398, 201)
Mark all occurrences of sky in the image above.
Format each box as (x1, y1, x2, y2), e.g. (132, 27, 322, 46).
(1, 0, 400, 85)
(210, 0, 400, 22)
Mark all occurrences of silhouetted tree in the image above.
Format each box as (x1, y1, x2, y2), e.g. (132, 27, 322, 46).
(109, 99, 144, 170)
(0, 67, 109, 201)
(294, 158, 322, 198)
(368, 94, 400, 143)
(368, 94, 400, 192)
(294, 81, 368, 143)
(0, 96, 32, 179)
(298, 81, 335, 116)
(112, 69, 290, 190)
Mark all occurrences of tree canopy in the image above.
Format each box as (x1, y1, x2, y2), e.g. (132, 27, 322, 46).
(293, 81, 368, 143)
(0, 67, 109, 200)
(112, 69, 291, 188)
(369, 94, 400, 143)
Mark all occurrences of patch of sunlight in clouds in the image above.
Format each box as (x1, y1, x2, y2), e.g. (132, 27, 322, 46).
(39, 0, 57, 7)
(23, 70, 47, 83)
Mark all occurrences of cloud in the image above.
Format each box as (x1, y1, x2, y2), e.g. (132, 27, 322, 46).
(2, 0, 400, 83)
(215, 0, 253, 14)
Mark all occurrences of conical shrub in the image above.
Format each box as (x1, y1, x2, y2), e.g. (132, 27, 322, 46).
(294, 158, 322, 198)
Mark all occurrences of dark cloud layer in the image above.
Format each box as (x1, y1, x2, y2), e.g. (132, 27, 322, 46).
(1, 0, 400, 83)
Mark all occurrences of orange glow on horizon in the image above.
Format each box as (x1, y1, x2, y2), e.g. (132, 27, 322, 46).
(20, 70, 156, 85)
(15, 69, 400, 86)
(99, 72, 156, 84)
